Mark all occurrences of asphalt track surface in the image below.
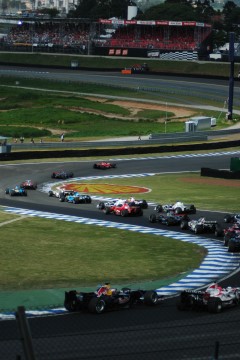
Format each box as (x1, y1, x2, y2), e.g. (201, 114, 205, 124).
(1, 64, 240, 110)
(1, 152, 240, 360)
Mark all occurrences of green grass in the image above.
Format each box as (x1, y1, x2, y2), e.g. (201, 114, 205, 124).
(0, 215, 205, 291)
(0, 78, 238, 141)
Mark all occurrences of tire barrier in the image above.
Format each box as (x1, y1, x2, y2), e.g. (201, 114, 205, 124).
(201, 167, 240, 179)
(1, 139, 240, 161)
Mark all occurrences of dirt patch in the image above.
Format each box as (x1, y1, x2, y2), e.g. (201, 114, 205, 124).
(181, 177, 240, 187)
(83, 97, 196, 120)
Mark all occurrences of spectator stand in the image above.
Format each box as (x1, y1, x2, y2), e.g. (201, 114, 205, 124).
(0, 16, 212, 59)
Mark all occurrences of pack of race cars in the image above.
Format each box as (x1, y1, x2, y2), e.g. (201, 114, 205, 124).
(4, 168, 240, 252)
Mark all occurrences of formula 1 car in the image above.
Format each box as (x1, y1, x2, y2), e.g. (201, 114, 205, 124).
(48, 189, 66, 199)
(223, 223, 240, 252)
(64, 284, 164, 314)
(131, 63, 149, 73)
(224, 213, 240, 224)
(97, 198, 148, 210)
(180, 217, 223, 236)
(223, 223, 240, 247)
(177, 283, 240, 313)
(155, 201, 196, 215)
(20, 179, 37, 190)
(149, 212, 189, 226)
(60, 191, 92, 204)
(5, 186, 27, 196)
(227, 233, 240, 252)
(93, 162, 117, 170)
(103, 201, 143, 217)
(51, 170, 74, 179)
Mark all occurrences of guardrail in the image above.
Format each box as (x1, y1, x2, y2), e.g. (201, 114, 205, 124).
(8, 128, 239, 150)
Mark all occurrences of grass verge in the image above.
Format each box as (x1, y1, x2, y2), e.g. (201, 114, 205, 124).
(0, 214, 205, 291)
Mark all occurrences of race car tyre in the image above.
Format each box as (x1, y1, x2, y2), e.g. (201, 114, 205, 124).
(93, 164, 97, 169)
(64, 300, 78, 312)
(138, 209, 143, 216)
(24, 191, 27, 196)
(190, 205, 196, 214)
(207, 297, 223, 313)
(224, 235, 230, 247)
(141, 200, 148, 209)
(59, 197, 65, 202)
(121, 209, 129, 217)
(195, 225, 203, 234)
(73, 199, 79, 204)
(175, 207, 182, 215)
(10, 190, 15, 196)
(228, 241, 236, 253)
(149, 214, 157, 223)
(144, 291, 159, 306)
(104, 207, 111, 214)
(51, 173, 56, 178)
(88, 298, 106, 314)
(224, 214, 232, 223)
(64, 290, 79, 312)
(180, 220, 188, 230)
(112, 164, 117, 168)
(215, 225, 223, 237)
(155, 204, 163, 213)
(5, 188, 9, 194)
(48, 191, 54, 197)
(98, 202, 105, 210)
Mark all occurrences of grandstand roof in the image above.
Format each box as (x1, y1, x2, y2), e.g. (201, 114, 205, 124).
(99, 19, 211, 28)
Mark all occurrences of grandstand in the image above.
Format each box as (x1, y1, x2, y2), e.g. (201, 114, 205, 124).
(94, 19, 212, 60)
(0, 16, 212, 60)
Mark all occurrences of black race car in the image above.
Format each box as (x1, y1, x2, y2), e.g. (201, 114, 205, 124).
(64, 284, 164, 314)
(224, 213, 240, 224)
(51, 170, 74, 179)
(149, 212, 189, 226)
(180, 217, 223, 236)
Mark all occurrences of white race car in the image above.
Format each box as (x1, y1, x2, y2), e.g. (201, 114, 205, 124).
(180, 217, 223, 236)
(177, 283, 240, 313)
(155, 201, 196, 214)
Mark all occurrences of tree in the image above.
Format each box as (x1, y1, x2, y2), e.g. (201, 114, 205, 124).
(70, 0, 137, 19)
(137, 3, 199, 21)
(40, 8, 59, 18)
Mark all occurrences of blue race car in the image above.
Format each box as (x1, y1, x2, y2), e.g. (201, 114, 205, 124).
(60, 191, 91, 204)
(5, 185, 27, 196)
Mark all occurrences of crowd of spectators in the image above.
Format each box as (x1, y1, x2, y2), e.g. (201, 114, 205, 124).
(1, 22, 210, 52)
(3, 23, 89, 51)
(97, 25, 205, 51)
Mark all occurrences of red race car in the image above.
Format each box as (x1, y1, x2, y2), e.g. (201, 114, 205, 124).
(103, 201, 143, 217)
(20, 179, 37, 190)
(93, 162, 117, 170)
